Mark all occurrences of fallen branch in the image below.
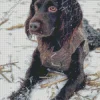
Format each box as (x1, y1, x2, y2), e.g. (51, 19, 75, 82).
(0, 66, 4, 70)
(1, 70, 12, 73)
(40, 69, 100, 88)
(6, 24, 24, 30)
(96, 48, 100, 50)
(14, 46, 34, 48)
(0, 18, 9, 26)
(86, 81, 100, 87)
(40, 77, 100, 88)
(47, 72, 65, 77)
(0, 0, 23, 26)
(87, 71, 100, 78)
(95, 48, 100, 53)
(0, 62, 18, 67)
(40, 77, 67, 88)
(40, 72, 65, 79)
(13, 64, 20, 69)
(0, 61, 19, 82)
(0, 71, 11, 83)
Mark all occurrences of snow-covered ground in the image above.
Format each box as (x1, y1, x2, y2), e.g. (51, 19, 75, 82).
(0, 0, 100, 100)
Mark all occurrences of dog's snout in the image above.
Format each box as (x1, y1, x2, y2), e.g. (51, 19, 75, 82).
(29, 22, 40, 31)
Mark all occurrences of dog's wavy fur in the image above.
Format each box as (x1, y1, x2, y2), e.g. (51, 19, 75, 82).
(9, 0, 100, 100)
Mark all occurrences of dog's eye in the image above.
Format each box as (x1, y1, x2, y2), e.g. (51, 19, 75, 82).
(48, 6, 57, 13)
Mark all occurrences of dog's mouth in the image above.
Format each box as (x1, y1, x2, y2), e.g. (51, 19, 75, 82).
(29, 28, 48, 38)
(28, 31, 45, 41)
(29, 29, 43, 35)
(29, 27, 55, 39)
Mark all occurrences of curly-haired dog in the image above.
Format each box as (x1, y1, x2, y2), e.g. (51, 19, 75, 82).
(9, 0, 100, 100)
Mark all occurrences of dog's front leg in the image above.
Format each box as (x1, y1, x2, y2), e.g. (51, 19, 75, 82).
(52, 71, 85, 100)
(52, 44, 86, 100)
(9, 48, 48, 100)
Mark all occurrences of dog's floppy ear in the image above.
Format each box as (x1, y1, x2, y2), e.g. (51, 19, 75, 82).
(60, 0, 83, 37)
(25, 0, 35, 37)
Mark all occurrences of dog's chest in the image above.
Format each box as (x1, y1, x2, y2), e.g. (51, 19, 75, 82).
(38, 42, 72, 71)
(38, 28, 85, 71)
(38, 45, 69, 71)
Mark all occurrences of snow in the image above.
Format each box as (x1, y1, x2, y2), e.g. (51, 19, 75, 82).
(0, 0, 100, 100)
(30, 74, 67, 100)
(78, 0, 100, 29)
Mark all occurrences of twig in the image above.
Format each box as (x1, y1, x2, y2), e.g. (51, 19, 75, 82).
(0, 0, 23, 26)
(14, 46, 34, 48)
(87, 71, 100, 78)
(0, 72, 11, 83)
(40, 69, 100, 88)
(0, 62, 18, 67)
(47, 72, 65, 77)
(96, 48, 100, 50)
(0, 66, 4, 70)
(1, 70, 12, 72)
(2, 0, 23, 18)
(40, 77, 67, 88)
(13, 64, 20, 69)
(9, 55, 14, 82)
(40, 72, 65, 79)
(9, 55, 12, 71)
(86, 81, 100, 87)
(95, 48, 100, 53)
(0, 61, 19, 82)
(6, 24, 24, 30)
(0, 18, 9, 26)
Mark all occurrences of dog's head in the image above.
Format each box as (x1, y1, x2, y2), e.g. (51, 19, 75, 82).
(25, 0, 83, 40)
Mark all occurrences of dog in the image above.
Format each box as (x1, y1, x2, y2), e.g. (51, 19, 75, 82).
(9, 0, 100, 100)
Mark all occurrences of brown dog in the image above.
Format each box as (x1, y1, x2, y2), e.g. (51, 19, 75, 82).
(9, 0, 100, 100)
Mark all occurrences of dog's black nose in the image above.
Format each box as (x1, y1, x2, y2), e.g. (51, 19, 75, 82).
(29, 22, 40, 31)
